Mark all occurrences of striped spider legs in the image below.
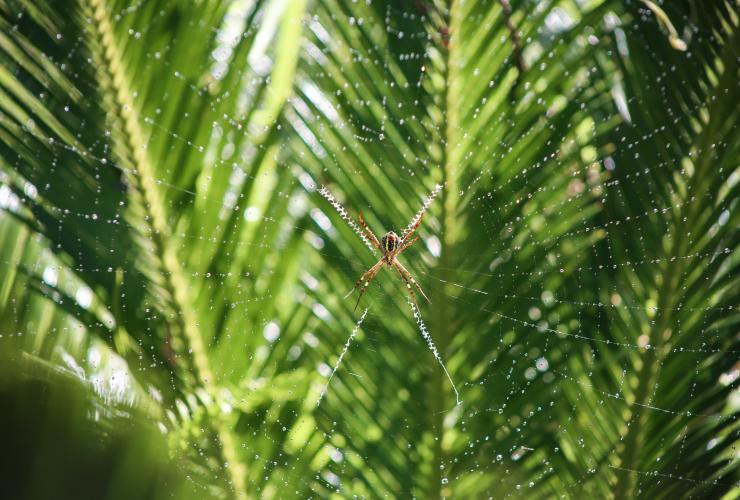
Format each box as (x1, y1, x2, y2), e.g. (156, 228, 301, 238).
(344, 212, 431, 311)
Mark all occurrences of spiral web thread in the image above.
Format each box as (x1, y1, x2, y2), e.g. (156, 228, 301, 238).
(319, 186, 377, 254)
(316, 307, 369, 406)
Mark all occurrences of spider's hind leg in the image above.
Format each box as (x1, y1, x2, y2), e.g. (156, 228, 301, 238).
(346, 259, 384, 311)
(394, 260, 431, 305)
(395, 268, 419, 310)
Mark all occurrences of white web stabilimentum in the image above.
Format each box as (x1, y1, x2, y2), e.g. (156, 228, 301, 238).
(319, 186, 377, 254)
(401, 183, 442, 239)
(409, 299, 462, 406)
(316, 307, 369, 407)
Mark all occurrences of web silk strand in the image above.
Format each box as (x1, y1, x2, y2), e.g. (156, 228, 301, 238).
(409, 300, 462, 406)
(317, 307, 369, 406)
(402, 184, 443, 239)
(319, 186, 377, 254)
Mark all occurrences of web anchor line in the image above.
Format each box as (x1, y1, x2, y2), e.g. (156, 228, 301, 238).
(410, 300, 462, 407)
(316, 307, 369, 407)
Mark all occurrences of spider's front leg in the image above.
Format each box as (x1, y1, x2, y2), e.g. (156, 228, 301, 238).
(400, 212, 424, 246)
(345, 259, 384, 311)
(358, 212, 381, 250)
(397, 235, 419, 254)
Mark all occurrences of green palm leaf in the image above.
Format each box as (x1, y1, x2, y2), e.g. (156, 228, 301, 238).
(0, 0, 737, 498)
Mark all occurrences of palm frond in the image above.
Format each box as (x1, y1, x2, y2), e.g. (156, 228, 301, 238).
(0, 0, 737, 497)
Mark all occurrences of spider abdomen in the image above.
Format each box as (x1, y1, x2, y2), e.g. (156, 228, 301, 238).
(381, 232, 399, 254)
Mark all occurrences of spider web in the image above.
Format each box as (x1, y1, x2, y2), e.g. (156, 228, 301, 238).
(318, 182, 461, 406)
(0, 0, 737, 498)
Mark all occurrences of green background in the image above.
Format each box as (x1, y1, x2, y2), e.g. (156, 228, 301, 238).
(0, 0, 737, 498)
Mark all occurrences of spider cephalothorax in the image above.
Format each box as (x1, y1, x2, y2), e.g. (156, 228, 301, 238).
(345, 214, 431, 311)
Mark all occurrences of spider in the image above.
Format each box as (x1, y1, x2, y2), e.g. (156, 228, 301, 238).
(345, 212, 431, 311)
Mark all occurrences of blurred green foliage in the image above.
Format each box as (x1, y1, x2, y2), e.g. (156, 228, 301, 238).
(0, 353, 197, 500)
(0, 0, 737, 498)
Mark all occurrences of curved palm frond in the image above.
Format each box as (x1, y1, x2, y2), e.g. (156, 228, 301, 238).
(0, 0, 736, 498)
(1, 0, 314, 496)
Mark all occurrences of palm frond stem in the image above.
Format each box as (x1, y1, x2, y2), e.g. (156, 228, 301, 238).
(85, 0, 247, 494)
